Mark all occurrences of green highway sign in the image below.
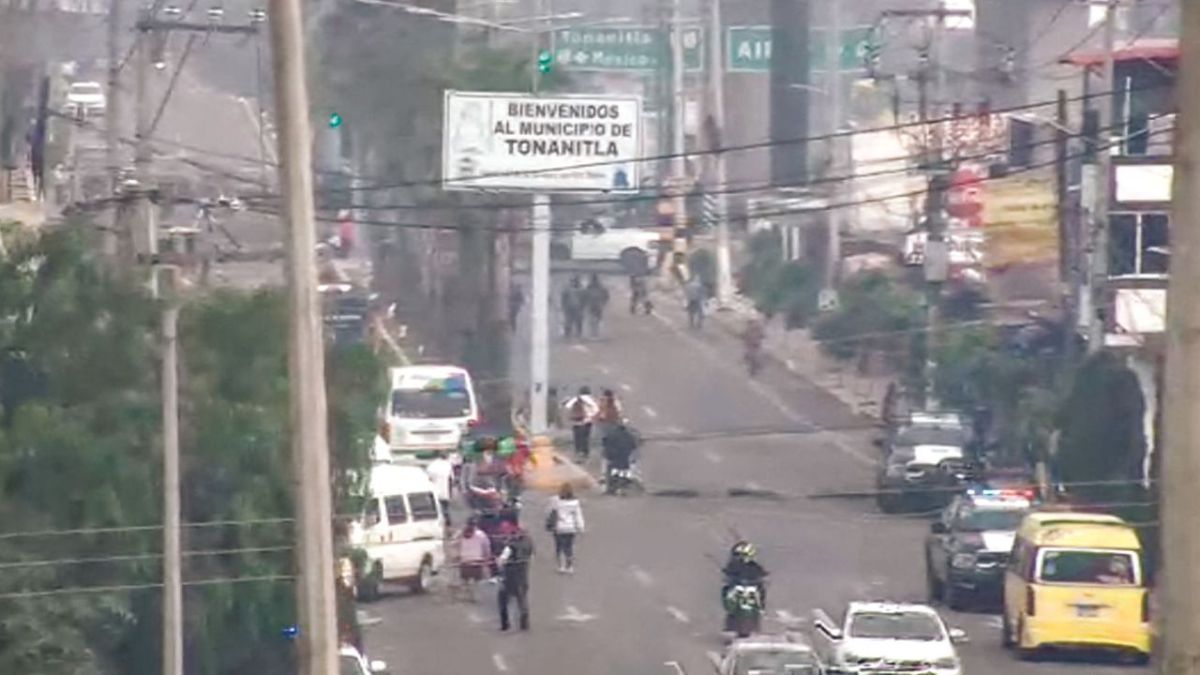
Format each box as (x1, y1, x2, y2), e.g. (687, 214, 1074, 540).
(552, 26, 704, 72)
(726, 25, 875, 73)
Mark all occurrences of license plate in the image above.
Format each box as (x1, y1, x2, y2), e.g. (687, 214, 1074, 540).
(1076, 606, 1100, 618)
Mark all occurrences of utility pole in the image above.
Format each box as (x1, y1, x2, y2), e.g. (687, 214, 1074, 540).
(667, 0, 688, 281)
(267, 0, 339, 670)
(1054, 88, 1077, 361)
(132, 10, 158, 269)
(705, 0, 733, 305)
(1087, 0, 1117, 352)
(105, 0, 123, 260)
(820, 0, 843, 304)
(158, 262, 182, 675)
(1162, 2, 1200, 669)
(528, 8, 550, 434)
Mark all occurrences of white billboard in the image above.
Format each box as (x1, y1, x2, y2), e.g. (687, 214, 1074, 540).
(442, 91, 642, 193)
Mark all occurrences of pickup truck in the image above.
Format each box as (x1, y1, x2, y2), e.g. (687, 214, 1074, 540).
(556, 219, 660, 274)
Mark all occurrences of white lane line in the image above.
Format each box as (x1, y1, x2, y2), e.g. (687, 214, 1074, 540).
(704, 450, 723, 464)
(775, 609, 801, 625)
(641, 405, 659, 419)
(629, 565, 655, 587)
(666, 606, 691, 624)
(597, 364, 612, 375)
(666, 425, 684, 435)
(985, 616, 1004, 629)
(467, 609, 484, 625)
(746, 481, 763, 491)
(665, 661, 686, 675)
(650, 310, 873, 466)
(707, 651, 723, 670)
(571, 343, 590, 353)
(492, 653, 510, 672)
(620, 382, 634, 393)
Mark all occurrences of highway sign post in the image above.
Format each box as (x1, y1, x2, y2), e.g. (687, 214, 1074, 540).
(551, 26, 703, 72)
(726, 25, 874, 73)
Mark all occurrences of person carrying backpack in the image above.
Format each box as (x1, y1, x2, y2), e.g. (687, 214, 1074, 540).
(584, 273, 610, 338)
(562, 386, 599, 459)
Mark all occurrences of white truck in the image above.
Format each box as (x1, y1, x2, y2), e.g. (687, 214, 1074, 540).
(557, 218, 660, 274)
(810, 601, 966, 675)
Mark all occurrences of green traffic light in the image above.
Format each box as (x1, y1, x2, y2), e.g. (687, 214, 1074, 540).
(328, 112, 343, 129)
(537, 50, 553, 74)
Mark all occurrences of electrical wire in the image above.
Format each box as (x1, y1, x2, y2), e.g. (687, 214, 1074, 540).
(0, 574, 295, 601)
(0, 546, 292, 571)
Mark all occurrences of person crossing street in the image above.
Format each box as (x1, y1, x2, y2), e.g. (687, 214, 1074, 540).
(562, 386, 599, 460)
(495, 521, 534, 631)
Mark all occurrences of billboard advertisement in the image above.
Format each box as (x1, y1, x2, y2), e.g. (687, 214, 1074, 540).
(981, 170, 1058, 268)
(442, 91, 642, 193)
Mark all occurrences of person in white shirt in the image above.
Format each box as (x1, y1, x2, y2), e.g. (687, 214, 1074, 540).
(425, 450, 455, 527)
(561, 386, 600, 460)
(546, 483, 586, 573)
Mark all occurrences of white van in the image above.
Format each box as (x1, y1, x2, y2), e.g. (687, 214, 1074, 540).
(384, 365, 479, 461)
(347, 464, 446, 598)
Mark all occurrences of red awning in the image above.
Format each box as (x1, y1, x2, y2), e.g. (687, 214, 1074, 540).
(1061, 38, 1179, 67)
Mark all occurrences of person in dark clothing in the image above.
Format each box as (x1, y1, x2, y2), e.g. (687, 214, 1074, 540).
(629, 275, 651, 315)
(584, 273, 610, 338)
(561, 276, 586, 339)
(601, 423, 639, 495)
(508, 282, 525, 332)
(495, 521, 535, 631)
(721, 540, 768, 612)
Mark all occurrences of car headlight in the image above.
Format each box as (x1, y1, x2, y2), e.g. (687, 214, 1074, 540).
(933, 656, 960, 670)
(951, 552, 977, 569)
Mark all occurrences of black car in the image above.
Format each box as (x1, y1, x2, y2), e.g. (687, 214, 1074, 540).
(875, 422, 975, 513)
(924, 489, 1033, 610)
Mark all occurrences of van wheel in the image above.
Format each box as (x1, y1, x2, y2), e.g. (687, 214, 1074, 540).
(409, 559, 433, 594)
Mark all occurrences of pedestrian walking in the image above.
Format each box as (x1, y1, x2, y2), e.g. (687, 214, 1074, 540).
(561, 386, 599, 460)
(584, 273, 610, 338)
(495, 521, 534, 631)
(561, 275, 586, 339)
(457, 517, 493, 601)
(684, 275, 706, 330)
(425, 450, 455, 527)
(508, 281, 525, 332)
(629, 274, 652, 315)
(545, 483, 586, 573)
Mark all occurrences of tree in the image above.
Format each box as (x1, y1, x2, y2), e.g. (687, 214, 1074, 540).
(812, 272, 923, 372)
(0, 230, 383, 674)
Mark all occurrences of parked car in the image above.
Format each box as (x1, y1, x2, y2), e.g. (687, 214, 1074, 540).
(65, 81, 106, 118)
(339, 644, 388, 675)
(875, 412, 975, 513)
(557, 217, 659, 274)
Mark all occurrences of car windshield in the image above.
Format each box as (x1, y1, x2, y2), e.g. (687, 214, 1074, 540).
(895, 426, 968, 447)
(735, 650, 818, 675)
(1039, 549, 1139, 585)
(339, 655, 366, 675)
(957, 507, 1026, 531)
(848, 611, 945, 641)
(392, 383, 470, 418)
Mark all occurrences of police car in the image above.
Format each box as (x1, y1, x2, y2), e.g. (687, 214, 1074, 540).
(924, 488, 1035, 610)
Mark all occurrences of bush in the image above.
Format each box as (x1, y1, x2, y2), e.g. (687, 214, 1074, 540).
(811, 272, 923, 367)
(735, 229, 818, 328)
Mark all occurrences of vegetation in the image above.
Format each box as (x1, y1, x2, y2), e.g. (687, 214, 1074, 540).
(811, 272, 923, 372)
(736, 229, 819, 328)
(0, 231, 383, 673)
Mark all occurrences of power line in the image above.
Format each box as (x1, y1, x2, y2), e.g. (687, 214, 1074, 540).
(0, 545, 292, 571)
(0, 574, 295, 601)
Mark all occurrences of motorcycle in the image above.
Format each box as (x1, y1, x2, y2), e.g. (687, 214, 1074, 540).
(723, 583, 763, 638)
(603, 462, 644, 496)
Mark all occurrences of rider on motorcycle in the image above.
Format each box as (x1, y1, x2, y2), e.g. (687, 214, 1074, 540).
(601, 422, 639, 494)
(741, 319, 765, 374)
(721, 540, 768, 609)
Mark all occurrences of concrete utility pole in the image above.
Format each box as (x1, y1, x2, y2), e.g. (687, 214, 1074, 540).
(528, 0, 550, 434)
(267, 0, 339, 670)
(668, 0, 688, 281)
(820, 0, 843, 302)
(1087, 0, 1117, 352)
(105, 0, 123, 260)
(1162, 2, 1200, 670)
(158, 263, 182, 675)
(133, 12, 157, 267)
(704, 0, 733, 306)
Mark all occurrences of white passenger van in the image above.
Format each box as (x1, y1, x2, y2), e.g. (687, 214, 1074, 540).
(383, 365, 479, 462)
(347, 464, 445, 598)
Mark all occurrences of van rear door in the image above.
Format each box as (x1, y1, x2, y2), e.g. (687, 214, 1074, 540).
(1034, 548, 1147, 644)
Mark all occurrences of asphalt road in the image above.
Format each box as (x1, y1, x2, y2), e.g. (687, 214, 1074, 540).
(362, 274, 1146, 675)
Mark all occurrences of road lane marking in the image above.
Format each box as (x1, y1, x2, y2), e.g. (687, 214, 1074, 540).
(707, 651, 723, 670)
(650, 310, 873, 466)
(704, 450, 723, 464)
(746, 481, 763, 491)
(467, 610, 484, 625)
(557, 605, 597, 622)
(775, 609, 801, 625)
(641, 405, 659, 419)
(571, 343, 590, 353)
(620, 382, 633, 393)
(666, 425, 683, 435)
(629, 565, 655, 587)
(985, 616, 1004, 629)
(492, 653, 509, 672)
(666, 606, 691, 624)
(597, 364, 612, 375)
(665, 662, 686, 675)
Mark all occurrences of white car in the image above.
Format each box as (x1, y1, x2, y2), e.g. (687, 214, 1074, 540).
(716, 634, 821, 674)
(810, 602, 966, 675)
(563, 219, 659, 273)
(339, 645, 388, 675)
(66, 81, 106, 117)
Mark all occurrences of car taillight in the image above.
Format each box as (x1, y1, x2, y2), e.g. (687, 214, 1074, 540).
(1142, 592, 1151, 622)
(1026, 587, 1036, 616)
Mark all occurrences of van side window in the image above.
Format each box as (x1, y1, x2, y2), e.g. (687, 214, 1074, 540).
(364, 499, 382, 528)
(384, 496, 409, 524)
(408, 492, 439, 522)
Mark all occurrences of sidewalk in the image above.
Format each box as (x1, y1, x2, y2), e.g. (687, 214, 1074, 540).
(653, 286, 893, 419)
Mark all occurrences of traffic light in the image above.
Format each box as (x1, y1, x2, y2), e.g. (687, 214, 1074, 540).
(328, 112, 343, 129)
(537, 50, 553, 74)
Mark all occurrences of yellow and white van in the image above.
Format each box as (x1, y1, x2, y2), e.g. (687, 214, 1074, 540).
(1002, 511, 1150, 662)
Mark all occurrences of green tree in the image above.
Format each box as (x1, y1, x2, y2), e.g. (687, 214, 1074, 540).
(812, 272, 923, 371)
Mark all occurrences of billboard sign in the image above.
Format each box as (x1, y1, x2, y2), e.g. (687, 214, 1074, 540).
(442, 91, 642, 193)
(981, 170, 1058, 268)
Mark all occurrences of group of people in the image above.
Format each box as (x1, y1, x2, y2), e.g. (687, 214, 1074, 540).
(561, 274, 610, 339)
(452, 482, 588, 632)
(560, 387, 639, 486)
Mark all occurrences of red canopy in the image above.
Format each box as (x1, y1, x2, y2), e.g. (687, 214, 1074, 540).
(1061, 38, 1178, 67)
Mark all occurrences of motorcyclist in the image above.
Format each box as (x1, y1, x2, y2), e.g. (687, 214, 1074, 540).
(601, 422, 639, 495)
(721, 541, 768, 616)
(741, 319, 766, 375)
